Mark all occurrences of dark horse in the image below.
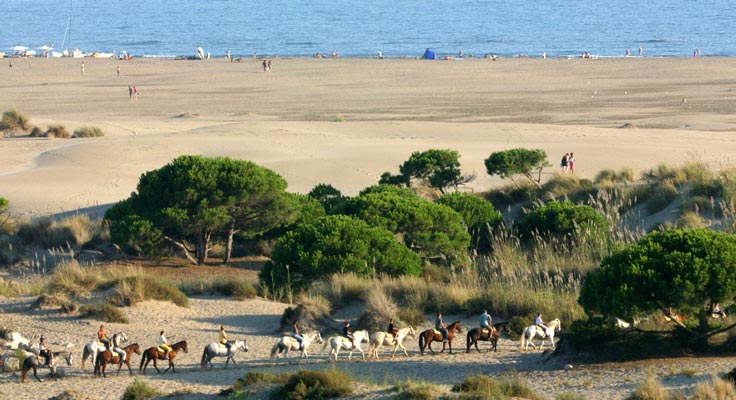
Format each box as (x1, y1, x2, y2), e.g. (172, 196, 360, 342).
(94, 343, 142, 377)
(139, 340, 188, 374)
(419, 321, 462, 355)
(466, 324, 502, 353)
(21, 351, 73, 383)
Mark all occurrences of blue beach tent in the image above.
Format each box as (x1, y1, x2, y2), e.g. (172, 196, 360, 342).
(422, 48, 436, 59)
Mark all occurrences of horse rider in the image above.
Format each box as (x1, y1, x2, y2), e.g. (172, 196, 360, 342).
(98, 324, 110, 349)
(343, 321, 356, 348)
(713, 303, 726, 319)
(535, 313, 548, 336)
(435, 312, 448, 343)
(387, 318, 399, 344)
(38, 336, 51, 366)
(219, 325, 233, 355)
(292, 321, 304, 350)
(158, 330, 173, 360)
(479, 309, 493, 332)
(112, 332, 126, 362)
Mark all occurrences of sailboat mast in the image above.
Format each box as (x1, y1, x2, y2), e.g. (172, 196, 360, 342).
(62, 0, 73, 50)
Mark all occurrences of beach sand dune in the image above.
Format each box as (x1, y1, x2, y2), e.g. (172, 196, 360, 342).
(2, 58, 736, 217)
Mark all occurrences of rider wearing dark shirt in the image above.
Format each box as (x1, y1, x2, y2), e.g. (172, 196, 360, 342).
(343, 322, 355, 347)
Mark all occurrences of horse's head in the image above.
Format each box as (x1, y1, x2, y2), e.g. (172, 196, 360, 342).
(130, 343, 142, 355)
(116, 332, 129, 343)
(312, 331, 324, 344)
(451, 321, 462, 333)
(178, 341, 189, 353)
(552, 318, 562, 332)
(236, 340, 249, 352)
(64, 352, 73, 367)
(407, 326, 416, 337)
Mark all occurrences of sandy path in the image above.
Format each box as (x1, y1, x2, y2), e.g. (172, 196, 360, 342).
(1, 296, 734, 399)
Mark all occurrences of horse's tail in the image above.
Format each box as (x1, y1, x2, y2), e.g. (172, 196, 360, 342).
(419, 332, 426, 350)
(81, 346, 89, 370)
(139, 351, 147, 371)
(269, 341, 280, 359)
(520, 328, 527, 349)
(200, 347, 208, 368)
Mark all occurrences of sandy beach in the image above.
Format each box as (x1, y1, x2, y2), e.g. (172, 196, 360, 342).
(2, 57, 736, 217)
(2, 57, 736, 398)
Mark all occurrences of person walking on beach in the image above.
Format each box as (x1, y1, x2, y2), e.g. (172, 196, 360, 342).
(560, 153, 569, 174)
(117, 65, 120, 77)
(639, 45, 643, 56)
(133, 86, 139, 101)
(81, 61, 85, 75)
(267, 59, 272, 71)
(262, 59, 267, 72)
(569, 153, 576, 174)
(128, 85, 133, 99)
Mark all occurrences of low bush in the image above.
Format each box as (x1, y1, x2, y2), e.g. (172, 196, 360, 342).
(107, 273, 189, 307)
(626, 376, 670, 400)
(72, 126, 104, 138)
(121, 379, 160, 400)
(453, 373, 539, 400)
(78, 302, 129, 323)
(393, 379, 440, 399)
(693, 375, 736, 399)
(357, 286, 398, 331)
(645, 182, 678, 214)
(310, 273, 371, 309)
(233, 371, 280, 391)
(270, 369, 353, 400)
(453, 375, 502, 394)
(556, 393, 586, 400)
(46, 262, 102, 296)
(45, 124, 71, 139)
(676, 211, 707, 229)
(29, 126, 44, 137)
(0, 109, 30, 133)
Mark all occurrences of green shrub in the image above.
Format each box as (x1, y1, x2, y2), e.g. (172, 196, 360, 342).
(676, 211, 707, 229)
(121, 379, 160, 400)
(0, 109, 30, 133)
(556, 393, 586, 400)
(107, 274, 189, 307)
(310, 273, 371, 308)
(453, 374, 539, 400)
(233, 371, 280, 391)
(210, 278, 258, 300)
(453, 375, 502, 394)
(645, 182, 678, 214)
(271, 369, 353, 400)
(393, 380, 439, 399)
(515, 201, 609, 244)
(482, 183, 539, 210)
(595, 169, 618, 186)
(45, 124, 70, 138)
(397, 307, 425, 327)
(72, 126, 104, 138)
(16, 217, 77, 248)
(437, 192, 504, 253)
(29, 126, 44, 137)
(78, 302, 129, 323)
(618, 166, 636, 183)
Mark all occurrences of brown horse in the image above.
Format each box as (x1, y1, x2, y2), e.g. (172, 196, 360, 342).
(94, 343, 141, 377)
(139, 340, 188, 374)
(466, 325, 500, 353)
(419, 321, 462, 355)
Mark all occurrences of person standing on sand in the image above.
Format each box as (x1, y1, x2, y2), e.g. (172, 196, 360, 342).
(267, 59, 272, 71)
(569, 153, 575, 174)
(560, 153, 569, 174)
(262, 59, 267, 72)
(639, 45, 643, 56)
(81, 61, 85, 75)
(128, 85, 133, 99)
(117, 65, 120, 77)
(133, 86, 139, 101)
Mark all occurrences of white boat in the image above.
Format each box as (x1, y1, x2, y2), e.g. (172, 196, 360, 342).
(92, 52, 114, 58)
(63, 48, 84, 58)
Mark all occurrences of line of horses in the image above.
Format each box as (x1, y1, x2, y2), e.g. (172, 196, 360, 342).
(18, 318, 561, 382)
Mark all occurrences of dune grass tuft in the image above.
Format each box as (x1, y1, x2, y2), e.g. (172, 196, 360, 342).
(121, 379, 160, 400)
(0, 109, 31, 133)
(626, 376, 671, 400)
(72, 126, 105, 138)
(46, 262, 103, 296)
(78, 302, 129, 323)
(393, 379, 440, 399)
(271, 369, 353, 400)
(108, 272, 189, 307)
(45, 124, 71, 138)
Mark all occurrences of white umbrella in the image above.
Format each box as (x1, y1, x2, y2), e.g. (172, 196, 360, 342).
(12, 46, 28, 51)
(40, 45, 53, 50)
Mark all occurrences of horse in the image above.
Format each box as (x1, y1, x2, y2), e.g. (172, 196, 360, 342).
(368, 326, 416, 359)
(139, 340, 188, 374)
(520, 318, 561, 351)
(418, 321, 462, 355)
(200, 339, 248, 369)
(81, 331, 128, 370)
(21, 350, 73, 383)
(270, 331, 322, 364)
(466, 324, 501, 353)
(94, 343, 141, 377)
(327, 330, 370, 362)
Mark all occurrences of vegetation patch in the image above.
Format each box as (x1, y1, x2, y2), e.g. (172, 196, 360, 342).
(78, 302, 129, 323)
(270, 369, 353, 400)
(121, 379, 161, 400)
(72, 126, 104, 138)
(452, 374, 540, 400)
(45, 124, 71, 138)
(393, 379, 440, 399)
(0, 109, 31, 134)
(46, 262, 103, 297)
(108, 273, 189, 307)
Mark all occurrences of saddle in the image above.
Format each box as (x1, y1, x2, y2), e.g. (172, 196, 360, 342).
(156, 346, 166, 353)
(481, 327, 492, 335)
(432, 329, 442, 335)
(534, 326, 547, 337)
(218, 342, 228, 349)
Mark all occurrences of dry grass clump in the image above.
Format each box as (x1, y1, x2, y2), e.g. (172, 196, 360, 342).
(0, 109, 31, 134)
(45, 124, 71, 138)
(179, 277, 258, 300)
(107, 272, 189, 307)
(72, 126, 104, 138)
(29, 126, 44, 137)
(15, 214, 104, 249)
(394, 379, 440, 399)
(452, 373, 540, 400)
(78, 302, 129, 323)
(30, 293, 77, 313)
(357, 286, 398, 330)
(121, 379, 160, 400)
(676, 211, 707, 229)
(46, 262, 103, 296)
(310, 273, 372, 308)
(627, 376, 671, 400)
(271, 369, 353, 400)
(645, 182, 679, 214)
(692, 375, 736, 400)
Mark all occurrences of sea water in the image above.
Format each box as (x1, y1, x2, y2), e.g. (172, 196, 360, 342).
(2, 0, 735, 58)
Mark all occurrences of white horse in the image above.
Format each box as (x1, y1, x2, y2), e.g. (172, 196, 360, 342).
(520, 318, 561, 351)
(368, 326, 416, 359)
(327, 330, 370, 362)
(270, 331, 323, 364)
(200, 339, 248, 369)
(81, 332, 128, 370)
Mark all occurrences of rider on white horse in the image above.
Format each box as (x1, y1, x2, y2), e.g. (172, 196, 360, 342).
(387, 318, 399, 344)
(292, 321, 304, 350)
(38, 337, 51, 366)
(535, 313, 547, 336)
(219, 325, 233, 355)
(111, 333, 126, 362)
(343, 321, 356, 348)
(480, 310, 492, 331)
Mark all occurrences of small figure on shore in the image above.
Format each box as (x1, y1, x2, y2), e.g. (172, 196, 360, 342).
(116, 65, 120, 77)
(387, 318, 399, 344)
(262, 59, 267, 71)
(458, 50, 464, 58)
(267, 59, 272, 71)
(569, 152, 575, 174)
(639, 45, 643, 56)
(343, 321, 356, 347)
(128, 85, 133, 99)
(133, 86, 139, 100)
(626, 48, 631, 56)
(219, 325, 233, 355)
(435, 312, 448, 343)
(542, 51, 547, 59)
(8, 60, 12, 68)
(98, 324, 110, 348)
(560, 153, 570, 173)
(535, 313, 548, 332)
(226, 49, 231, 62)
(158, 330, 172, 360)
(479, 309, 492, 330)
(377, 50, 384, 59)
(81, 61, 85, 75)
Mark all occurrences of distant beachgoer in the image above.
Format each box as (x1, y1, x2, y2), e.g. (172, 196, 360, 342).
(560, 153, 569, 173)
(267, 59, 272, 71)
(378, 50, 384, 59)
(226, 49, 231, 62)
(116, 65, 120, 77)
(626, 48, 631, 56)
(542, 51, 547, 59)
(253, 53, 257, 59)
(128, 85, 133, 99)
(133, 86, 139, 100)
(639, 46, 643, 56)
(458, 50, 464, 58)
(262, 60, 267, 71)
(81, 61, 85, 75)
(569, 153, 575, 174)
(9, 60, 12, 68)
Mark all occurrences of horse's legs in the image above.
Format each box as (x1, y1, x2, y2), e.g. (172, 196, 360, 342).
(152, 356, 161, 374)
(400, 342, 409, 357)
(448, 339, 453, 354)
(33, 366, 41, 382)
(428, 338, 436, 355)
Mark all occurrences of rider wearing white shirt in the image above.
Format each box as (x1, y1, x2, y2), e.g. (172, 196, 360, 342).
(535, 313, 547, 332)
(112, 333, 126, 361)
